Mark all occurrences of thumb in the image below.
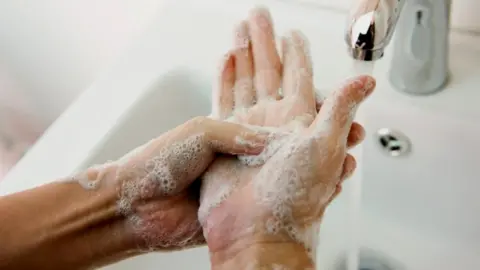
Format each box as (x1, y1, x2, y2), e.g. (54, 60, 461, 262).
(311, 75, 375, 139)
(202, 118, 269, 155)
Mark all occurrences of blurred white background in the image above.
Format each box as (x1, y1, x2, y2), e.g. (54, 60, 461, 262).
(0, 0, 165, 179)
(0, 0, 478, 179)
(0, 0, 164, 127)
(1, 0, 478, 128)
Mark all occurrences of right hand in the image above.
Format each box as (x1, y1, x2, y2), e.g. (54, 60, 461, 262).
(198, 7, 375, 256)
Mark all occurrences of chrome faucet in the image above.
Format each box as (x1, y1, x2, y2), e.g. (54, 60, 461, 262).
(345, 0, 451, 95)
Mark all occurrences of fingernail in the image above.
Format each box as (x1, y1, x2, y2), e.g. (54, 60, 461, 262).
(250, 6, 273, 30)
(235, 137, 264, 154)
(251, 131, 270, 144)
(254, 6, 272, 22)
(346, 77, 365, 90)
(353, 127, 365, 141)
(234, 21, 250, 49)
(363, 76, 376, 94)
(286, 30, 309, 51)
(237, 131, 270, 152)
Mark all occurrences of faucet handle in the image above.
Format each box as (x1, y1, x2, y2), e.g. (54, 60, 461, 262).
(389, 0, 450, 95)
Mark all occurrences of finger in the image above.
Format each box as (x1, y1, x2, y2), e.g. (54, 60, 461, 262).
(282, 31, 315, 112)
(203, 118, 269, 155)
(340, 154, 357, 180)
(212, 53, 235, 120)
(249, 7, 282, 100)
(311, 75, 375, 141)
(233, 21, 255, 108)
(315, 92, 365, 149)
(347, 122, 365, 149)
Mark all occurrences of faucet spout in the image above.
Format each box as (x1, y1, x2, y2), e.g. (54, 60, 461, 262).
(345, 0, 451, 95)
(345, 0, 406, 61)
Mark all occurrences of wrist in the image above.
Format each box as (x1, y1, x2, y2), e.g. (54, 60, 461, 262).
(63, 164, 141, 266)
(210, 241, 315, 270)
(203, 194, 318, 270)
(67, 163, 142, 262)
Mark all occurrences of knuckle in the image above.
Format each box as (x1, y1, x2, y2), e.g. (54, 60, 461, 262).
(189, 116, 209, 126)
(326, 141, 345, 157)
(185, 116, 212, 138)
(333, 90, 351, 105)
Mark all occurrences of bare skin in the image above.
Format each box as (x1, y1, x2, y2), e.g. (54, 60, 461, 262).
(199, 8, 375, 269)
(0, 117, 269, 269)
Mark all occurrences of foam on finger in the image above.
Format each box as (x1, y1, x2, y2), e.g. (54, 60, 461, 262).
(311, 76, 375, 139)
(212, 53, 236, 120)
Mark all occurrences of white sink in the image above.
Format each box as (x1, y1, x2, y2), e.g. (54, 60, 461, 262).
(2, 0, 480, 269)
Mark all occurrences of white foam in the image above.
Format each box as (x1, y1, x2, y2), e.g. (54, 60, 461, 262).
(249, 134, 339, 257)
(233, 78, 255, 108)
(110, 134, 215, 249)
(117, 134, 207, 209)
(238, 130, 293, 167)
(198, 156, 243, 225)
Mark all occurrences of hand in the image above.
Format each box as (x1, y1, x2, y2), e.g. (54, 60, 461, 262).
(78, 116, 269, 252)
(198, 7, 376, 266)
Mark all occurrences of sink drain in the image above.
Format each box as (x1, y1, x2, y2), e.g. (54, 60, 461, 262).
(375, 128, 411, 157)
(335, 249, 402, 270)
(357, 255, 395, 270)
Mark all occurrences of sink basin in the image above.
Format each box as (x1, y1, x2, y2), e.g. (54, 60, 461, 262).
(78, 69, 211, 167)
(2, 0, 480, 269)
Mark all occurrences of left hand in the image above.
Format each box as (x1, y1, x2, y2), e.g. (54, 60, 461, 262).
(80, 116, 269, 251)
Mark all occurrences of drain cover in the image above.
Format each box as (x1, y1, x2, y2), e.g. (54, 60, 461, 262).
(375, 128, 411, 157)
(358, 256, 394, 270)
(335, 248, 403, 270)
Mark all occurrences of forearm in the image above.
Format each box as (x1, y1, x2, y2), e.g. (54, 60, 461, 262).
(0, 169, 138, 269)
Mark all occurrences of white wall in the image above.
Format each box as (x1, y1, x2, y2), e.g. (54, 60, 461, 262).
(0, 0, 478, 129)
(0, 0, 164, 127)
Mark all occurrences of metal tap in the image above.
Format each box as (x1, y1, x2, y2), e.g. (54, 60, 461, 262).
(345, 0, 451, 95)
